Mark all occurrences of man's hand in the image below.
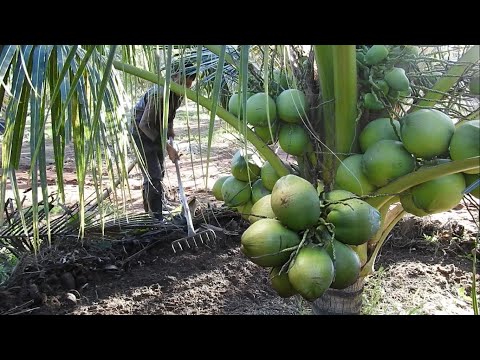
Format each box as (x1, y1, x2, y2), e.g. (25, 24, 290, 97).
(166, 143, 180, 163)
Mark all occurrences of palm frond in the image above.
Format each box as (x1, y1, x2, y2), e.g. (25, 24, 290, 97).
(205, 46, 226, 189)
(0, 45, 134, 251)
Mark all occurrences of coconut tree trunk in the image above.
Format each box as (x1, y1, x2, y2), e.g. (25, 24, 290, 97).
(311, 278, 365, 315)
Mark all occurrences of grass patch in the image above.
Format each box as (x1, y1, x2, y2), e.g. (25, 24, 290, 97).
(362, 267, 386, 315)
(0, 249, 18, 285)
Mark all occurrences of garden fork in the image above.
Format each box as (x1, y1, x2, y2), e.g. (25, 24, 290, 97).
(168, 138, 216, 253)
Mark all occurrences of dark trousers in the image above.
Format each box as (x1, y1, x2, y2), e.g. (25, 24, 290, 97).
(132, 129, 166, 219)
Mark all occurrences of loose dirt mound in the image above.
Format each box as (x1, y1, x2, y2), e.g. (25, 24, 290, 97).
(364, 207, 479, 315)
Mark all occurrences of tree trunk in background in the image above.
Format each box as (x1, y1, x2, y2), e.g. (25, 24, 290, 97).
(312, 278, 365, 315)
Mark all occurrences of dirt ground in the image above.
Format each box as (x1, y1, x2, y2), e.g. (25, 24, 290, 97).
(363, 208, 479, 315)
(0, 104, 479, 315)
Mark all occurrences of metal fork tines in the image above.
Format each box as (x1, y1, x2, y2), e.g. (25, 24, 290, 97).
(171, 229, 217, 254)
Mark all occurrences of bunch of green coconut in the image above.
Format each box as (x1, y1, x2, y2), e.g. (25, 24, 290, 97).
(228, 82, 313, 157)
(334, 111, 480, 215)
(357, 45, 419, 111)
(211, 148, 277, 221)
(212, 153, 382, 301)
(242, 176, 384, 301)
(209, 85, 378, 301)
(210, 66, 479, 302)
(212, 78, 313, 222)
(212, 110, 478, 302)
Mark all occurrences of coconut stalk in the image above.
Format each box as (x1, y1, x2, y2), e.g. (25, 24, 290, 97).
(112, 60, 290, 178)
(368, 196, 400, 248)
(365, 156, 480, 209)
(314, 45, 358, 185)
(332, 46, 358, 158)
(204, 45, 226, 189)
(314, 46, 335, 188)
(360, 206, 406, 277)
(314, 45, 367, 265)
(261, 45, 276, 144)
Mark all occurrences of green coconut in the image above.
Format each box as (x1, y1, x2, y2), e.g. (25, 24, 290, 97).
(362, 140, 416, 187)
(449, 120, 479, 174)
(240, 219, 300, 267)
(287, 245, 334, 301)
(374, 79, 390, 96)
(251, 179, 271, 204)
(400, 109, 455, 159)
(359, 118, 401, 153)
(276, 89, 308, 123)
(212, 175, 230, 201)
(249, 194, 276, 223)
(364, 93, 384, 110)
(254, 121, 279, 144)
(236, 200, 253, 221)
(335, 154, 377, 196)
(385, 67, 410, 92)
(325, 239, 361, 290)
(228, 91, 253, 118)
(324, 189, 358, 202)
(400, 192, 431, 217)
(231, 149, 261, 182)
(245, 93, 277, 127)
(278, 123, 310, 156)
(325, 198, 381, 245)
(271, 174, 321, 231)
(405, 172, 466, 215)
(221, 176, 251, 207)
(364, 45, 389, 65)
(269, 267, 298, 298)
(261, 161, 282, 191)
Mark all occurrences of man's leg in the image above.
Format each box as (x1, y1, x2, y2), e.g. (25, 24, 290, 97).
(145, 179, 164, 220)
(133, 131, 164, 220)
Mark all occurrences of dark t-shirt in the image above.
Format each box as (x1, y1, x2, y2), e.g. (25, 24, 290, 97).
(133, 85, 183, 138)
